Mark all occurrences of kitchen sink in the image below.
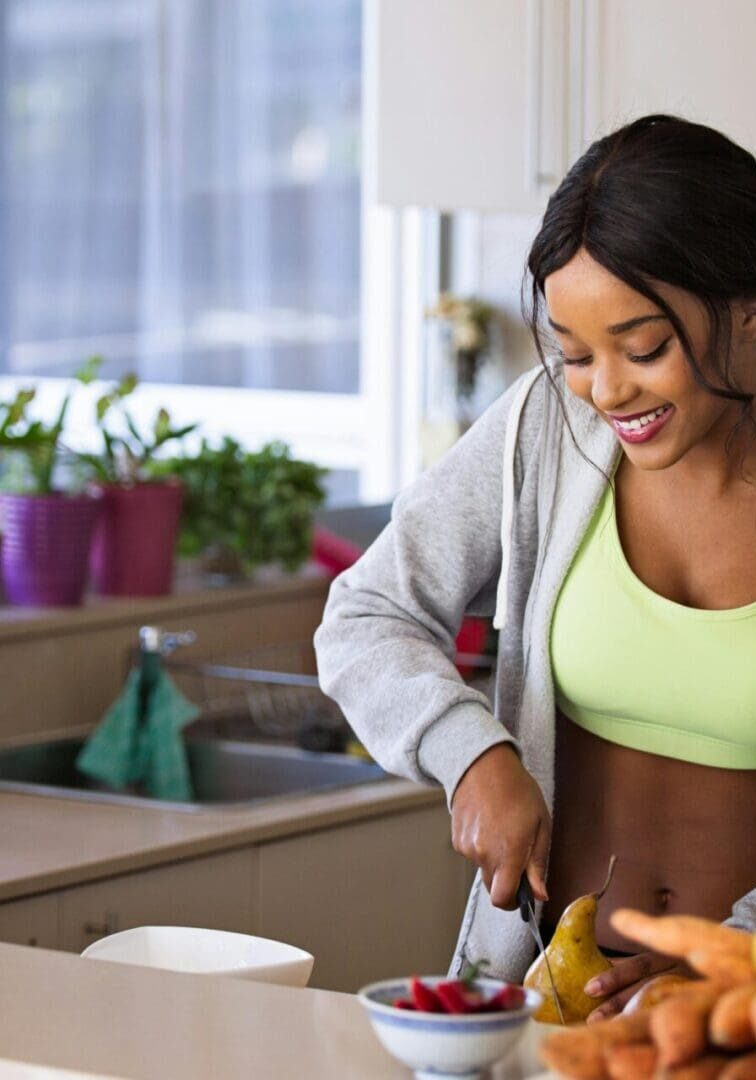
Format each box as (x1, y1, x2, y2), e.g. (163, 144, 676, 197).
(0, 736, 387, 812)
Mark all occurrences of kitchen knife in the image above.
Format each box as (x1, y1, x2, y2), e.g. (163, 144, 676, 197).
(516, 873, 566, 1025)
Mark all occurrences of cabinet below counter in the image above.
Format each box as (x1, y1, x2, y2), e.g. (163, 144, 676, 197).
(0, 781, 474, 992)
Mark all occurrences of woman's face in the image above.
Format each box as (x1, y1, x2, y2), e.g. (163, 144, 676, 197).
(543, 247, 754, 473)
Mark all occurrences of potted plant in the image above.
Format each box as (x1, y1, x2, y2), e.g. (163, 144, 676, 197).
(76, 358, 197, 597)
(0, 365, 102, 607)
(150, 436, 328, 585)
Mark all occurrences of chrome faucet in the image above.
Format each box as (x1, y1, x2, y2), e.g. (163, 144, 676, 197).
(139, 626, 197, 656)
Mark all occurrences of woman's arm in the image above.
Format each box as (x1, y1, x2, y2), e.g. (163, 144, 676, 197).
(314, 373, 539, 806)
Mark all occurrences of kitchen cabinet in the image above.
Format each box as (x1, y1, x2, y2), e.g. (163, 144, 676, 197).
(371, 0, 756, 217)
(369, 0, 581, 214)
(595, 1, 756, 153)
(257, 803, 475, 992)
(59, 848, 257, 955)
(0, 796, 471, 991)
(0, 893, 59, 949)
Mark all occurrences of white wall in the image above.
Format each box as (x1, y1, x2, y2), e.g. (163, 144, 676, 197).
(454, 211, 545, 382)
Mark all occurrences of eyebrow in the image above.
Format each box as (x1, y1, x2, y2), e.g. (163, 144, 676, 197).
(547, 314, 670, 336)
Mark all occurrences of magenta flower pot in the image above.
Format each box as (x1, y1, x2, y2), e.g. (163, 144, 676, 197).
(89, 480, 183, 597)
(0, 491, 101, 607)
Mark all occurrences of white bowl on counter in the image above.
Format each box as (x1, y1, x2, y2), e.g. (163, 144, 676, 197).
(81, 925, 314, 987)
(358, 975, 542, 1080)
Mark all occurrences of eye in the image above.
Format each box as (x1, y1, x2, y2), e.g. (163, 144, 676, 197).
(557, 351, 590, 367)
(556, 336, 672, 367)
(628, 337, 672, 363)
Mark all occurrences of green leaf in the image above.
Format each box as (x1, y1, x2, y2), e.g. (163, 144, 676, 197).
(460, 958, 491, 987)
(76, 355, 104, 385)
(116, 373, 138, 399)
(153, 408, 171, 443)
(6, 388, 36, 428)
(96, 393, 114, 422)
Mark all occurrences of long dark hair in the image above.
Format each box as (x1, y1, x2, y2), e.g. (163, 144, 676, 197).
(521, 113, 756, 478)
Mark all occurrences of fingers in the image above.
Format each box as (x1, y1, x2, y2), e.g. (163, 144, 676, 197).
(584, 954, 683, 1023)
(585, 953, 676, 1000)
(448, 752, 552, 911)
(457, 824, 551, 910)
(526, 817, 551, 903)
(587, 982, 642, 1023)
(489, 859, 524, 910)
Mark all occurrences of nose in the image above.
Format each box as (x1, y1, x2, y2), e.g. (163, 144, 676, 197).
(589, 359, 638, 415)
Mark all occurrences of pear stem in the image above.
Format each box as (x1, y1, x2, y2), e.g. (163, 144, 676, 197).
(594, 854, 618, 902)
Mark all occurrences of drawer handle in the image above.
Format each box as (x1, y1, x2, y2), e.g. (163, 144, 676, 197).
(83, 913, 119, 938)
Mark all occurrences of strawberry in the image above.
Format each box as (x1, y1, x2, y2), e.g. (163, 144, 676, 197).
(480, 984, 526, 1012)
(435, 979, 485, 1014)
(391, 998, 416, 1010)
(409, 976, 444, 1013)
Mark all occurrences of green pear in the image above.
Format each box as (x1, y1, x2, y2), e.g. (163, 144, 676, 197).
(524, 855, 617, 1024)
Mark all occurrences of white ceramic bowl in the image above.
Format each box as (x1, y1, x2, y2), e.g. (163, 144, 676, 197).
(358, 976, 542, 1080)
(81, 926, 314, 987)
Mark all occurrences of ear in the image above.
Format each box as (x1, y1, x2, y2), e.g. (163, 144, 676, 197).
(733, 297, 756, 343)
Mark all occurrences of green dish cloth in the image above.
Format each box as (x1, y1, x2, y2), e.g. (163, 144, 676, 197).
(76, 666, 199, 802)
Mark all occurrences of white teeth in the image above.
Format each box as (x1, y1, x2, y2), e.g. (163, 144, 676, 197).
(615, 405, 670, 431)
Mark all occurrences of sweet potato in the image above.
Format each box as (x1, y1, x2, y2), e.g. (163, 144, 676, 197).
(658, 1055, 733, 1079)
(718, 1051, 756, 1079)
(540, 1012, 651, 1080)
(610, 910, 751, 962)
(687, 950, 754, 987)
(650, 981, 723, 1067)
(709, 984, 756, 1050)
(604, 1041, 657, 1078)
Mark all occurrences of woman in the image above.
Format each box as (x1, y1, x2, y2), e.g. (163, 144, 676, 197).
(314, 114, 756, 1020)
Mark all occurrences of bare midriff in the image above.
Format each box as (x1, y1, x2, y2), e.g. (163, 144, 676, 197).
(541, 708, 756, 953)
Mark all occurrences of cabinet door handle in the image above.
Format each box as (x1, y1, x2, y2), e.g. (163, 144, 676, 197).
(527, 0, 564, 189)
(83, 912, 119, 938)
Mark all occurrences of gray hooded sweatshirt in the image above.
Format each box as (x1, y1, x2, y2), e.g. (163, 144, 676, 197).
(313, 361, 756, 981)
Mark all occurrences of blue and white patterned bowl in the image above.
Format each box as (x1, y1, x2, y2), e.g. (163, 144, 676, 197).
(357, 976, 542, 1080)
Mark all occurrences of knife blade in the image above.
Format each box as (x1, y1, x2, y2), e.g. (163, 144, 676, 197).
(516, 873, 566, 1025)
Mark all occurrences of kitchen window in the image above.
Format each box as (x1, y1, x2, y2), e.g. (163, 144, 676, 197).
(0, 0, 429, 503)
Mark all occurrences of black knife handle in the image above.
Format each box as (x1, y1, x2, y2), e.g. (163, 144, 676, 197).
(516, 872, 534, 923)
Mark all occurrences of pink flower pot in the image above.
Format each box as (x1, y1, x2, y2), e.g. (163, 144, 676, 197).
(89, 480, 183, 597)
(0, 491, 101, 607)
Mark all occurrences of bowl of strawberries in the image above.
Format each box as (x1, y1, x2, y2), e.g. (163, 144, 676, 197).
(357, 965, 542, 1080)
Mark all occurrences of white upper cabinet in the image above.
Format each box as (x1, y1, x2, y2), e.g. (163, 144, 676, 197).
(368, 0, 755, 216)
(368, 0, 582, 214)
(594, 0, 756, 153)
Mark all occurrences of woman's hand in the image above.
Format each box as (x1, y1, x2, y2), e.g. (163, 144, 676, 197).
(450, 743, 552, 910)
(584, 954, 693, 1022)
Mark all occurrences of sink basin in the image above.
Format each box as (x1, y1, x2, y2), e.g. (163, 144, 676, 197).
(0, 736, 387, 812)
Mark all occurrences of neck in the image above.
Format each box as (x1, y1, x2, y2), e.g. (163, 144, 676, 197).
(667, 403, 756, 495)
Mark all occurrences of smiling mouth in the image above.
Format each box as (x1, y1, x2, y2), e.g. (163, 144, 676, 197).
(609, 403, 674, 444)
(610, 404, 672, 431)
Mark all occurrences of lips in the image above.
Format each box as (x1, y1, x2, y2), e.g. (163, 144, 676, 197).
(610, 404, 674, 444)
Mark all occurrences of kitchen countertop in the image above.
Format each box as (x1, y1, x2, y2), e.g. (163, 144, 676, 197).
(0, 778, 441, 902)
(0, 942, 557, 1079)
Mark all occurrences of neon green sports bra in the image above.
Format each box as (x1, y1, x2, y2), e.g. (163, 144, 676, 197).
(550, 483, 756, 770)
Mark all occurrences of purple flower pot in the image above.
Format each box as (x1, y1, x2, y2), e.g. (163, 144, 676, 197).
(89, 480, 183, 597)
(0, 491, 101, 607)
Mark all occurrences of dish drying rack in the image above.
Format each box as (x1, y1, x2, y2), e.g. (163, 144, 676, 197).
(155, 635, 496, 751)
